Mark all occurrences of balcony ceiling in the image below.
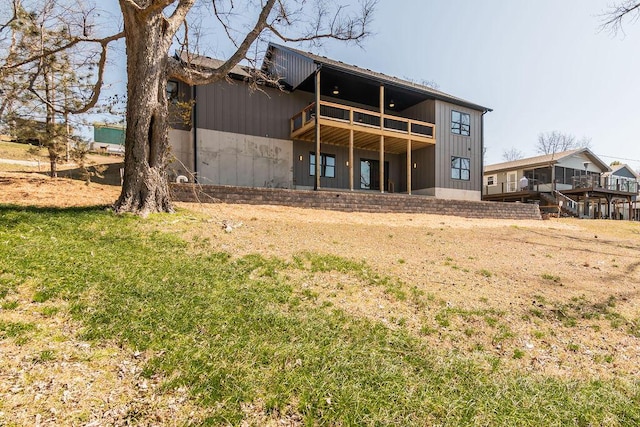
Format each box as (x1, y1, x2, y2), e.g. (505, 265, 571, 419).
(296, 68, 430, 112)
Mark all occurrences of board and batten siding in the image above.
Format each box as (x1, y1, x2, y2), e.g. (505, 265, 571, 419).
(195, 80, 313, 140)
(267, 46, 316, 90)
(292, 140, 402, 191)
(433, 100, 483, 198)
(401, 99, 436, 124)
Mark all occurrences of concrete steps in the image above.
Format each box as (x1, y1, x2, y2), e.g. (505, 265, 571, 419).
(170, 184, 542, 220)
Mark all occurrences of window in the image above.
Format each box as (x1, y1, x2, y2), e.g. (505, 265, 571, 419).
(451, 156, 470, 181)
(310, 152, 336, 178)
(486, 174, 496, 186)
(451, 110, 470, 136)
(166, 80, 179, 102)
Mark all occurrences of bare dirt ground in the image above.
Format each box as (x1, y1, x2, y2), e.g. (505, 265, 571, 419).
(1, 172, 640, 425)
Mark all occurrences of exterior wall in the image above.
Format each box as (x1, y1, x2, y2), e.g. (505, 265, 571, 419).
(401, 99, 436, 123)
(94, 125, 125, 145)
(399, 146, 436, 192)
(558, 153, 604, 174)
(292, 140, 402, 191)
(433, 100, 483, 200)
(196, 129, 293, 188)
(434, 188, 482, 201)
(484, 169, 524, 195)
(612, 167, 637, 179)
(168, 129, 194, 180)
(267, 46, 316, 89)
(196, 79, 313, 140)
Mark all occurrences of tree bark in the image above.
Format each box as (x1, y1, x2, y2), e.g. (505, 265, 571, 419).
(114, 4, 174, 215)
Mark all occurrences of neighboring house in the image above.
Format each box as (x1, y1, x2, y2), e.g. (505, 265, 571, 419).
(93, 123, 125, 154)
(483, 148, 638, 219)
(603, 164, 640, 220)
(168, 43, 492, 201)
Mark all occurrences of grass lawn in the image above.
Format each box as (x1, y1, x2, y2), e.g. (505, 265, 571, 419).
(0, 140, 47, 161)
(1, 204, 639, 425)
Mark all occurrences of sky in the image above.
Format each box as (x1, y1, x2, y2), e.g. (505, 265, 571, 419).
(100, 0, 640, 170)
(318, 0, 640, 170)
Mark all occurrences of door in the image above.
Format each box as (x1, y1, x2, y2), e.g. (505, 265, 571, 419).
(360, 159, 389, 191)
(507, 172, 517, 192)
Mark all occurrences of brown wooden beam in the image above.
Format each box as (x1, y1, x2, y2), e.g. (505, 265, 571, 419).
(315, 69, 321, 190)
(379, 84, 385, 193)
(407, 139, 412, 195)
(349, 127, 354, 191)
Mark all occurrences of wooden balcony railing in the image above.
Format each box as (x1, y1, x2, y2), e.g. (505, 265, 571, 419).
(291, 101, 435, 139)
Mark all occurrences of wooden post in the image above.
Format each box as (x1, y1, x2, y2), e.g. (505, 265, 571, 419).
(349, 128, 354, 191)
(379, 136, 385, 193)
(379, 85, 385, 193)
(315, 69, 321, 190)
(407, 139, 412, 195)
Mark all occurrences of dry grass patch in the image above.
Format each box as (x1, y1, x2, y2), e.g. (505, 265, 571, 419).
(2, 173, 640, 425)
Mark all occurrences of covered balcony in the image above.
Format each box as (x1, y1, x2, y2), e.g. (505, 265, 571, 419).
(288, 69, 438, 194)
(291, 101, 435, 153)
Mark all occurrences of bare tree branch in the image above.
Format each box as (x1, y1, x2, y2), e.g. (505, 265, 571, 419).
(169, 0, 276, 85)
(536, 131, 591, 155)
(166, 0, 196, 35)
(4, 31, 124, 70)
(502, 147, 524, 162)
(600, 0, 640, 34)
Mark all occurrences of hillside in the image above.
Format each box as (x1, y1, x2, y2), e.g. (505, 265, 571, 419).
(1, 172, 639, 425)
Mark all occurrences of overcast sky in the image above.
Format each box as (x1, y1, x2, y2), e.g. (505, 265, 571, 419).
(314, 0, 640, 170)
(102, 0, 640, 170)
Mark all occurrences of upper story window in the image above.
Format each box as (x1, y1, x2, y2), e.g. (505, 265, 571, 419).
(451, 156, 470, 181)
(310, 152, 336, 178)
(166, 80, 179, 102)
(486, 174, 496, 186)
(451, 110, 470, 136)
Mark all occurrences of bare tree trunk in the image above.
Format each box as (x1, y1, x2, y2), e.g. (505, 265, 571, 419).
(114, 6, 174, 215)
(48, 148, 57, 178)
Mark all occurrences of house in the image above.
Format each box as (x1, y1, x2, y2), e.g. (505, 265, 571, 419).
(603, 164, 640, 220)
(168, 43, 491, 201)
(483, 148, 638, 219)
(93, 123, 125, 154)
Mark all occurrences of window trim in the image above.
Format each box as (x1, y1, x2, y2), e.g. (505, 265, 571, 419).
(310, 152, 336, 178)
(486, 174, 497, 186)
(451, 110, 471, 136)
(451, 156, 471, 181)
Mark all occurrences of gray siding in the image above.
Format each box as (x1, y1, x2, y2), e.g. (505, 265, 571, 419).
(613, 167, 636, 179)
(267, 47, 316, 89)
(196, 80, 313, 140)
(434, 100, 483, 192)
(293, 140, 402, 191)
(401, 99, 436, 123)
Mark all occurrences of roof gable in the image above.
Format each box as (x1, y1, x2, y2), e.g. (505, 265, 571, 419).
(264, 43, 491, 112)
(608, 164, 640, 179)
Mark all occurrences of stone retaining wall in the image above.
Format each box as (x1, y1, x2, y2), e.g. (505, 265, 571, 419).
(170, 184, 541, 220)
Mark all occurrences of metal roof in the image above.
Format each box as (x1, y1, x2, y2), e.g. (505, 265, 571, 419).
(266, 43, 491, 112)
(176, 51, 252, 78)
(485, 148, 611, 173)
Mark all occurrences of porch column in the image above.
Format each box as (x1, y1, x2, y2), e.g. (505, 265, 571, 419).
(379, 84, 385, 193)
(349, 128, 354, 191)
(407, 139, 412, 195)
(629, 196, 633, 221)
(314, 68, 321, 190)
